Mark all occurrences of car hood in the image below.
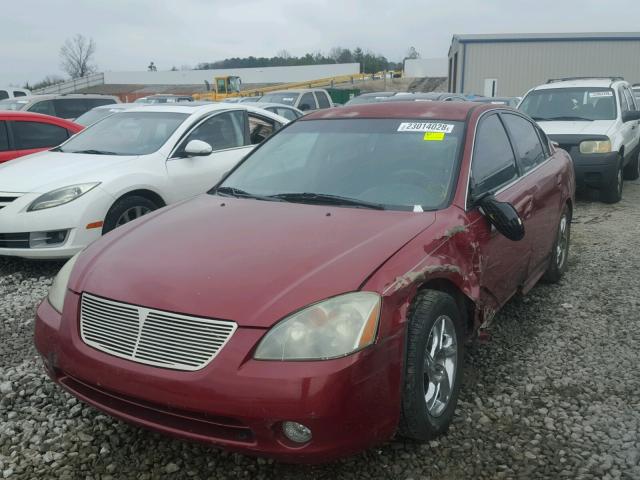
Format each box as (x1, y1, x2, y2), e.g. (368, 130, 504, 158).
(537, 120, 616, 137)
(0, 151, 136, 193)
(73, 195, 436, 328)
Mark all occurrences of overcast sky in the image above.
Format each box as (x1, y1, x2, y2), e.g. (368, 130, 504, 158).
(1, 0, 639, 86)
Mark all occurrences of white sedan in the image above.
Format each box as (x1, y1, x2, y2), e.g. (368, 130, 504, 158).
(0, 103, 288, 259)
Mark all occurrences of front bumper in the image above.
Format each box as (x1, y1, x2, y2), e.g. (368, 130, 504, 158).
(0, 189, 112, 259)
(34, 292, 404, 463)
(555, 148, 619, 190)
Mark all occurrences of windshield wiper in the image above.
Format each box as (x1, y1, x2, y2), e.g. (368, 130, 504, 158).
(269, 192, 386, 210)
(69, 149, 119, 155)
(214, 186, 284, 202)
(533, 115, 594, 122)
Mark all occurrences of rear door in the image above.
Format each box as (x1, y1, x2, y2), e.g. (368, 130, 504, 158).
(166, 110, 253, 200)
(622, 86, 640, 156)
(7, 120, 70, 159)
(501, 112, 561, 283)
(466, 112, 533, 308)
(314, 91, 331, 109)
(297, 92, 318, 112)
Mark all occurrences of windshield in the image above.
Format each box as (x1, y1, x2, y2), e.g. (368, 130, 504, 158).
(74, 108, 124, 127)
(0, 99, 29, 111)
(216, 118, 464, 211)
(519, 87, 617, 121)
(259, 93, 300, 105)
(58, 111, 188, 155)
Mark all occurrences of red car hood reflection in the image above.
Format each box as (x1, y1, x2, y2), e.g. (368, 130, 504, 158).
(74, 195, 436, 327)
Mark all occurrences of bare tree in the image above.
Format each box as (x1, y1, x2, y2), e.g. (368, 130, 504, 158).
(60, 34, 97, 78)
(276, 49, 291, 59)
(405, 46, 421, 60)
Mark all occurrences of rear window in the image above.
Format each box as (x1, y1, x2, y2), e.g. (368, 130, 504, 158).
(519, 87, 617, 121)
(12, 121, 69, 149)
(259, 93, 300, 105)
(315, 92, 331, 108)
(13, 91, 27, 97)
(52, 98, 115, 119)
(0, 90, 8, 100)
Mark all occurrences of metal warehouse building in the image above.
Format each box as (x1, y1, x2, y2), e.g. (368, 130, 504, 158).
(448, 32, 640, 97)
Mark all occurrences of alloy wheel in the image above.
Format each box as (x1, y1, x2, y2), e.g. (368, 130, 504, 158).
(115, 206, 152, 227)
(556, 214, 569, 268)
(423, 315, 458, 417)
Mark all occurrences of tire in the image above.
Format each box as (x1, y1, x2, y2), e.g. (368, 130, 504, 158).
(542, 205, 571, 283)
(623, 152, 640, 181)
(398, 290, 464, 441)
(102, 195, 159, 234)
(601, 156, 623, 204)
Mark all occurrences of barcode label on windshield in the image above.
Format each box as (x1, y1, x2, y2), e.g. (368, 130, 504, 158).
(397, 122, 455, 133)
(589, 91, 613, 98)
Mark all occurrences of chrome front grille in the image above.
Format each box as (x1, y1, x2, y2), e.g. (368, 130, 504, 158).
(80, 293, 237, 371)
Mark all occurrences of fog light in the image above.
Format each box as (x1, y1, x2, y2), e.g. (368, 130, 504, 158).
(282, 421, 312, 443)
(29, 230, 69, 248)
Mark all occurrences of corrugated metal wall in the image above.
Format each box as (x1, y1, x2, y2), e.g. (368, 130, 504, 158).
(452, 40, 640, 96)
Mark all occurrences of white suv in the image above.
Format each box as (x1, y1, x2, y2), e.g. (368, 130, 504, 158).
(519, 77, 640, 203)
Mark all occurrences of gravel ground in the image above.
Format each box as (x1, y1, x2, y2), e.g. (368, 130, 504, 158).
(1, 180, 639, 480)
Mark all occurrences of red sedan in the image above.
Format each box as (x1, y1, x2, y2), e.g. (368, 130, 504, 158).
(0, 111, 82, 163)
(34, 102, 575, 463)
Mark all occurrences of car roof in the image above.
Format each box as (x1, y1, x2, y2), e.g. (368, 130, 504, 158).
(302, 101, 482, 121)
(534, 78, 624, 90)
(124, 102, 290, 121)
(254, 102, 302, 111)
(91, 103, 140, 110)
(0, 110, 81, 127)
(265, 89, 326, 94)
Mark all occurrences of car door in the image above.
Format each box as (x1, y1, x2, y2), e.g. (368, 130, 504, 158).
(622, 86, 640, 155)
(7, 120, 70, 159)
(466, 113, 533, 309)
(501, 112, 561, 283)
(618, 87, 637, 162)
(166, 110, 253, 200)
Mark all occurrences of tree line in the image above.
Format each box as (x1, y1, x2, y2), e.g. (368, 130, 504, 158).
(196, 47, 420, 74)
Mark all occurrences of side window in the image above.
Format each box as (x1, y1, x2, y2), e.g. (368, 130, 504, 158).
(471, 114, 518, 196)
(623, 88, 636, 111)
(0, 90, 9, 100)
(13, 91, 27, 97)
(315, 92, 330, 109)
(0, 121, 9, 151)
(536, 126, 551, 157)
(11, 121, 69, 150)
(90, 98, 117, 108)
(177, 110, 245, 155)
(298, 92, 317, 111)
(248, 114, 276, 145)
(52, 99, 97, 119)
(501, 114, 546, 174)
(28, 100, 56, 116)
(272, 107, 297, 121)
(619, 89, 629, 113)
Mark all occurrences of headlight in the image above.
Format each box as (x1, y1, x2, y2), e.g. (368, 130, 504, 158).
(48, 253, 81, 312)
(28, 183, 100, 212)
(579, 140, 611, 154)
(254, 292, 381, 361)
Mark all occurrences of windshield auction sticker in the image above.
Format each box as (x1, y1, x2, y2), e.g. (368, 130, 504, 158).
(424, 132, 445, 141)
(397, 122, 455, 133)
(589, 91, 613, 98)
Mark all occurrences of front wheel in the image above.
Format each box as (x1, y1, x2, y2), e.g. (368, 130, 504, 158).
(542, 205, 571, 283)
(601, 157, 623, 204)
(102, 195, 159, 234)
(399, 290, 464, 441)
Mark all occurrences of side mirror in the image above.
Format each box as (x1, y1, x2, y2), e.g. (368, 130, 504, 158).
(184, 139, 213, 156)
(477, 194, 525, 241)
(622, 110, 640, 122)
